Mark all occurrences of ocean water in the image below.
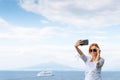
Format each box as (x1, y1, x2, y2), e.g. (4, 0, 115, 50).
(0, 71, 120, 80)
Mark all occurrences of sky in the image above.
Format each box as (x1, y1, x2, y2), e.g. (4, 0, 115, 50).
(0, 0, 120, 71)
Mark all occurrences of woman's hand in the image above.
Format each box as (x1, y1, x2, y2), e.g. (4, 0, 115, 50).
(74, 40, 83, 47)
(97, 48, 101, 55)
(74, 40, 84, 55)
(95, 48, 101, 61)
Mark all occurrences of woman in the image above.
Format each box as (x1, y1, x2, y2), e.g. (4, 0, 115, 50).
(74, 40, 105, 80)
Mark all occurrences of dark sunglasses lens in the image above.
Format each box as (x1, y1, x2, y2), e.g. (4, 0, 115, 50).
(90, 49, 92, 52)
(90, 49, 97, 52)
(93, 49, 97, 52)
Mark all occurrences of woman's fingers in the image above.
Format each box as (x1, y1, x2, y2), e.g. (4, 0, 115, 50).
(96, 48, 101, 54)
(79, 40, 83, 44)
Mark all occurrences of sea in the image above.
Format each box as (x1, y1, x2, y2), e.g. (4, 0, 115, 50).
(0, 71, 120, 80)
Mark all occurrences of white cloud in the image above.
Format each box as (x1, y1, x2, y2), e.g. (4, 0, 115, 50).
(0, 21, 63, 41)
(10, 26, 55, 40)
(73, 0, 113, 10)
(40, 20, 49, 24)
(19, 0, 120, 27)
(0, 18, 9, 26)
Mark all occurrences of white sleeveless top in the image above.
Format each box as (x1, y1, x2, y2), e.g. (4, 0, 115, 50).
(79, 54, 104, 80)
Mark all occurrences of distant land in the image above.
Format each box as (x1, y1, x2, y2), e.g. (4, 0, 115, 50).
(21, 62, 80, 71)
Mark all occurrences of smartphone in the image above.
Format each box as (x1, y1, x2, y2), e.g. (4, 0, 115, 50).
(80, 39, 89, 46)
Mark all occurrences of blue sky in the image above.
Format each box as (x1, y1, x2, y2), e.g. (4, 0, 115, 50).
(0, 0, 120, 71)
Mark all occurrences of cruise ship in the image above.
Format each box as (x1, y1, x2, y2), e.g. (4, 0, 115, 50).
(37, 71, 54, 76)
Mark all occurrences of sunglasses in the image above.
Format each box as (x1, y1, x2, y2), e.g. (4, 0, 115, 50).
(89, 49, 97, 52)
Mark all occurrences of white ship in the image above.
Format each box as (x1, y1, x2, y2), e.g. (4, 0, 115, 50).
(37, 71, 54, 77)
